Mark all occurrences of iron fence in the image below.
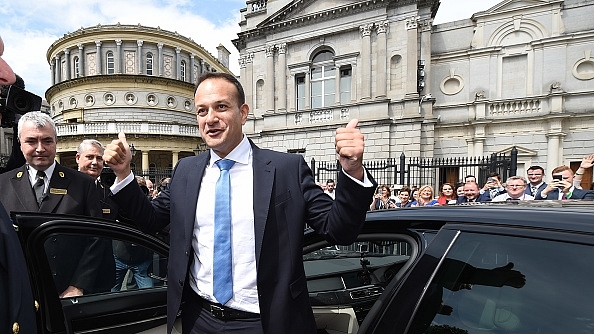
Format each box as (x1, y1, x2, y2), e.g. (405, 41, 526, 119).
(311, 147, 518, 189)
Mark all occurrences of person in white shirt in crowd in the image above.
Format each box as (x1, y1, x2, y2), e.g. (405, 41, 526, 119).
(324, 179, 336, 200)
(524, 165, 547, 198)
(535, 165, 594, 200)
(492, 176, 534, 201)
(480, 172, 506, 199)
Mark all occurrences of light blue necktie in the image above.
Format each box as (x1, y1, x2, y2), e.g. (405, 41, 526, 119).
(213, 159, 235, 305)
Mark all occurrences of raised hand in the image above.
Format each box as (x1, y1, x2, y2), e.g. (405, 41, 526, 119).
(103, 132, 132, 181)
(335, 119, 365, 181)
(580, 154, 594, 169)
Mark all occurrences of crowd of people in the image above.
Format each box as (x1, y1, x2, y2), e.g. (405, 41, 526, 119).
(317, 154, 594, 209)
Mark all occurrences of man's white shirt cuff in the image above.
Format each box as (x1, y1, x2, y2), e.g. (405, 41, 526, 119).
(110, 172, 135, 194)
(342, 168, 374, 187)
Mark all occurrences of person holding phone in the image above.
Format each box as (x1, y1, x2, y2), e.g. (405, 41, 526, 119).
(535, 165, 594, 200)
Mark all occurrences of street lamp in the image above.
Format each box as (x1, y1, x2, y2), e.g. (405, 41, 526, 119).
(129, 144, 138, 157)
(193, 142, 208, 156)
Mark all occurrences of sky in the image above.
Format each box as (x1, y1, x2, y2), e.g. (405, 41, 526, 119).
(1, 0, 502, 99)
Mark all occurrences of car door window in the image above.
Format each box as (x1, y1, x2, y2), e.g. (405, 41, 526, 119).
(43, 234, 167, 298)
(408, 232, 594, 334)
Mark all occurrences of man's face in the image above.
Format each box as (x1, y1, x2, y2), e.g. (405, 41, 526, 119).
(398, 191, 410, 203)
(146, 180, 154, 192)
(505, 179, 527, 198)
(76, 144, 104, 179)
(20, 120, 56, 171)
(465, 176, 476, 183)
(0, 36, 17, 86)
(527, 169, 544, 185)
(463, 183, 479, 200)
(326, 182, 335, 192)
(195, 78, 249, 158)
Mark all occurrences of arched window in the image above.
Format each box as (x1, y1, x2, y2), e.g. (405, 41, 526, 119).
(146, 53, 154, 75)
(390, 55, 403, 91)
(180, 60, 186, 82)
(256, 79, 264, 109)
(310, 50, 335, 108)
(106, 51, 115, 74)
(74, 57, 80, 78)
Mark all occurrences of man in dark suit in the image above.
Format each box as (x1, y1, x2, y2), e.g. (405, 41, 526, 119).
(0, 35, 37, 334)
(457, 181, 491, 203)
(103, 72, 376, 334)
(535, 165, 594, 200)
(524, 165, 547, 198)
(0, 111, 108, 299)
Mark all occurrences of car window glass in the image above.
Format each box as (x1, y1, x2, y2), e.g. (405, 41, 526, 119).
(407, 232, 594, 334)
(43, 234, 167, 298)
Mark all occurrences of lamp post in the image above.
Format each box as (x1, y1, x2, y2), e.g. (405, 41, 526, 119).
(193, 142, 208, 156)
(129, 144, 138, 157)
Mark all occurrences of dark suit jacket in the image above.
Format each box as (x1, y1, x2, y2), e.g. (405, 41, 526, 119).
(0, 202, 37, 334)
(524, 182, 547, 198)
(0, 163, 111, 294)
(456, 191, 492, 204)
(112, 142, 376, 334)
(535, 188, 594, 200)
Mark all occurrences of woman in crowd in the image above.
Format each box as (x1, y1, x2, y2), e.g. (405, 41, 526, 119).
(411, 185, 439, 207)
(395, 186, 413, 208)
(370, 185, 397, 210)
(455, 182, 465, 198)
(437, 183, 457, 205)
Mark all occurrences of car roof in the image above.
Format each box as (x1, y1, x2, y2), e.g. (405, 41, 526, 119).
(365, 200, 594, 233)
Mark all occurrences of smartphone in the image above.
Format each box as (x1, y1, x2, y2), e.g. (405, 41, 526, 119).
(552, 175, 563, 181)
(487, 177, 494, 183)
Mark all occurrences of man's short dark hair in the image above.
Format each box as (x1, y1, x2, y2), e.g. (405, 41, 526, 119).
(326, 179, 334, 184)
(527, 165, 545, 174)
(195, 72, 245, 107)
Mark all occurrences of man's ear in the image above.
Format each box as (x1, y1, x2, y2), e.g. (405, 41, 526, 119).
(240, 103, 249, 125)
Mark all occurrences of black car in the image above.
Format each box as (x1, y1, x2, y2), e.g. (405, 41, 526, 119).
(304, 201, 594, 334)
(13, 200, 594, 333)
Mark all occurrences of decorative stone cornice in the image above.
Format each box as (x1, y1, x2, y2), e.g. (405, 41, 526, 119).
(276, 43, 287, 54)
(406, 16, 420, 30)
(265, 44, 275, 57)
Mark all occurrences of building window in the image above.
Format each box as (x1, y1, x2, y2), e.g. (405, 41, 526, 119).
(180, 60, 186, 82)
(296, 75, 305, 111)
(74, 57, 80, 78)
(146, 53, 154, 75)
(340, 67, 351, 104)
(310, 50, 335, 109)
(256, 79, 264, 109)
(106, 51, 115, 74)
(288, 148, 306, 159)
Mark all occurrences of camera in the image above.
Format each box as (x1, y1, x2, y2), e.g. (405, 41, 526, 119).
(0, 84, 42, 128)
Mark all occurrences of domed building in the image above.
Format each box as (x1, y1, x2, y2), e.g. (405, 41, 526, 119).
(46, 23, 232, 180)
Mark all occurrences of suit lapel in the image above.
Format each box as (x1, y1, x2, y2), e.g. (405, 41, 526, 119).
(10, 166, 39, 212)
(40, 164, 71, 213)
(184, 154, 209, 248)
(251, 145, 274, 264)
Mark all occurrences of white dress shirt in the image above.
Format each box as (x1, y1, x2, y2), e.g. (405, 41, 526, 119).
(189, 136, 258, 313)
(27, 161, 56, 194)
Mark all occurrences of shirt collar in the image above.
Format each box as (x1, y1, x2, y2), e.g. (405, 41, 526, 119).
(27, 161, 57, 184)
(208, 135, 251, 167)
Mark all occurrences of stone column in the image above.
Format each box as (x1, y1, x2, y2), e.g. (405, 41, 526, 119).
(142, 151, 149, 174)
(288, 73, 296, 111)
(137, 40, 144, 74)
(115, 39, 122, 74)
(276, 43, 287, 111)
(55, 153, 60, 164)
(239, 55, 247, 98)
(63, 49, 70, 80)
(419, 18, 432, 96)
(265, 45, 275, 112)
(95, 41, 102, 75)
(175, 47, 182, 80)
(157, 43, 164, 76)
(375, 21, 389, 98)
(245, 53, 254, 108)
(359, 23, 374, 100)
(50, 59, 56, 86)
(54, 56, 60, 83)
(190, 53, 196, 83)
(172, 151, 179, 167)
(546, 134, 561, 172)
(351, 62, 358, 102)
(77, 44, 84, 77)
(405, 16, 419, 97)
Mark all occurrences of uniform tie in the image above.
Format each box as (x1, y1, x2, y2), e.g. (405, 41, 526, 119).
(33, 171, 46, 206)
(213, 159, 235, 305)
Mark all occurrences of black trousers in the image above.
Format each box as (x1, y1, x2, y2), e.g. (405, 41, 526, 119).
(182, 289, 263, 334)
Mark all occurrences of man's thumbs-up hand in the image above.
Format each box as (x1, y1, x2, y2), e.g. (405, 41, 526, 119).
(335, 119, 365, 181)
(103, 132, 133, 181)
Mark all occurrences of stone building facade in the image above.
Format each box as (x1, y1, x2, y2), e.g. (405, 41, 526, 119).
(46, 24, 232, 172)
(233, 0, 594, 187)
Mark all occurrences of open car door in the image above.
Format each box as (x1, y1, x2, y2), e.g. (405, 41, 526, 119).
(12, 212, 176, 334)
